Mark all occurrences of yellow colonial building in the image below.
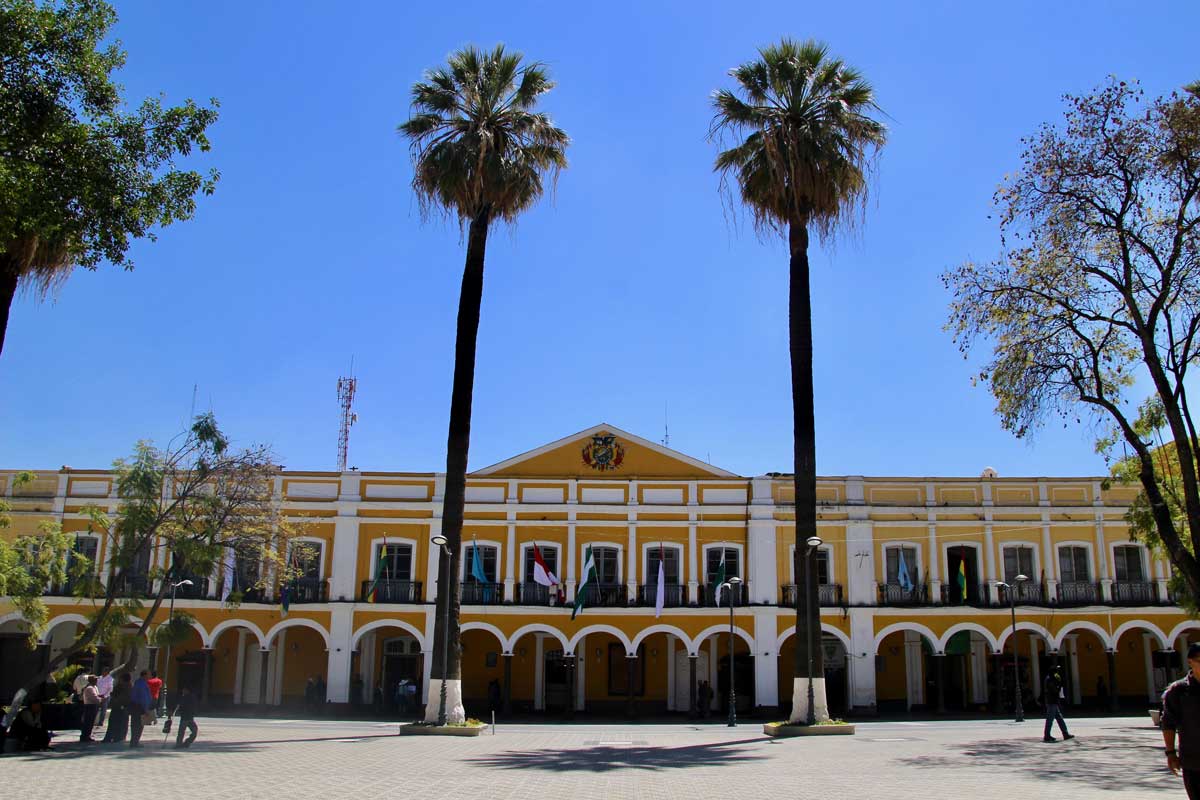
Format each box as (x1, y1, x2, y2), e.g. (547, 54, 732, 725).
(1, 423, 1195, 718)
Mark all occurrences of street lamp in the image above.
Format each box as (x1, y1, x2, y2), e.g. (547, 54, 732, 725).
(163, 578, 193, 714)
(431, 534, 452, 727)
(722, 576, 743, 727)
(802, 535, 823, 726)
(997, 574, 1029, 723)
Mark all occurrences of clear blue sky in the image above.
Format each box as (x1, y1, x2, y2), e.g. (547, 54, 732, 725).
(2, 1, 1197, 478)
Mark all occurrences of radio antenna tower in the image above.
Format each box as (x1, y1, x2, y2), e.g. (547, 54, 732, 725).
(336, 364, 358, 472)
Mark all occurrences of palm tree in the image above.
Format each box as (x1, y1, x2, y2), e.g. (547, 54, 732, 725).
(399, 44, 568, 723)
(710, 39, 885, 724)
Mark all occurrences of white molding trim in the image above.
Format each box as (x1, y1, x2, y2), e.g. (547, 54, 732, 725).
(641, 541, 685, 585)
(1055, 540, 1096, 582)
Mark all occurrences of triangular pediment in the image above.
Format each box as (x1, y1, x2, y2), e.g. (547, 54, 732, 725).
(473, 424, 738, 479)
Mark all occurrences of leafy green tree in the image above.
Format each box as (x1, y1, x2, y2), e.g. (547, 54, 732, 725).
(945, 80, 1200, 606)
(0, 415, 301, 725)
(399, 44, 568, 724)
(0, 0, 219, 357)
(710, 39, 886, 723)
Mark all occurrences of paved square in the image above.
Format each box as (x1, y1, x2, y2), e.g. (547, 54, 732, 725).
(2, 715, 1184, 799)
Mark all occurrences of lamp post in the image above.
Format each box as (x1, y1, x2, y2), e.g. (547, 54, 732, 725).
(801, 535, 823, 725)
(431, 534, 452, 726)
(722, 576, 743, 727)
(997, 574, 1029, 722)
(162, 578, 192, 714)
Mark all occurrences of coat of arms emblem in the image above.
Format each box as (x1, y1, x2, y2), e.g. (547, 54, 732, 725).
(582, 434, 625, 472)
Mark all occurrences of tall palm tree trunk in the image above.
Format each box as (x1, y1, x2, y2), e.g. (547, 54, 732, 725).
(0, 257, 18, 357)
(788, 220, 828, 723)
(426, 209, 490, 724)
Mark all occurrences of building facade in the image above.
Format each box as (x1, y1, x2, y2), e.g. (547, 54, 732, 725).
(1, 423, 1194, 717)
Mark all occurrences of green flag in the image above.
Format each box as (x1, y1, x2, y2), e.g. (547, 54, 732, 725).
(713, 547, 726, 604)
(572, 546, 598, 620)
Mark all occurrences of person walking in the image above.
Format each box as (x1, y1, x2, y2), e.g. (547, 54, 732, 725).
(1043, 670, 1075, 743)
(171, 686, 199, 748)
(95, 668, 113, 728)
(1161, 642, 1200, 797)
(80, 675, 101, 742)
(129, 670, 152, 748)
(146, 670, 163, 721)
(102, 673, 132, 744)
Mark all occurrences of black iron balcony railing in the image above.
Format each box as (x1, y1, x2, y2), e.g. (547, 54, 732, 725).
(940, 582, 991, 608)
(637, 583, 685, 608)
(286, 577, 328, 604)
(360, 579, 422, 604)
(114, 573, 151, 598)
(519, 582, 564, 605)
(577, 582, 628, 608)
(1111, 580, 1157, 606)
(1056, 580, 1100, 606)
(460, 581, 504, 605)
(701, 582, 745, 607)
(997, 581, 1045, 606)
(878, 582, 929, 606)
(47, 574, 98, 597)
(780, 583, 844, 607)
(173, 578, 210, 599)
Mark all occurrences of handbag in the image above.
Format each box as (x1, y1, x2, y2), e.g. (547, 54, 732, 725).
(163, 718, 172, 734)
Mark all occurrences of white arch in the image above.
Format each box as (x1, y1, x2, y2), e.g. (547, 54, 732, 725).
(567, 624, 634, 656)
(937, 621, 1001, 653)
(350, 619, 427, 652)
(776, 623, 852, 653)
(873, 621, 940, 654)
(153, 618, 209, 646)
(1112, 619, 1169, 650)
(1052, 620, 1113, 651)
(631, 624, 694, 654)
(460, 621, 508, 651)
(507, 623, 570, 654)
(207, 618, 267, 650)
(1168, 620, 1200, 647)
(0, 611, 29, 630)
(691, 623, 755, 655)
(265, 618, 331, 650)
(995, 621, 1054, 652)
(38, 613, 91, 643)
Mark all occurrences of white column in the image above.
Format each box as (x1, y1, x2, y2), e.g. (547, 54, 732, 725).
(426, 518, 442, 603)
(271, 629, 287, 705)
(747, 519, 777, 605)
(969, 633, 989, 704)
(1042, 519, 1058, 601)
(233, 629, 247, 704)
(361, 631, 376, 706)
(566, 522, 577, 601)
(687, 521, 699, 604)
(575, 634, 587, 711)
(984, 522, 999, 604)
(421, 648, 433, 705)
(534, 634, 545, 711)
(1096, 518, 1112, 601)
(666, 635, 676, 711)
(904, 630, 925, 709)
(848, 608, 877, 710)
(753, 610, 778, 708)
(845, 522, 876, 606)
(708, 637, 719, 711)
(1144, 634, 1158, 703)
(325, 605, 354, 703)
(504, 522, 517, 602)
(330, 514, 360, 602)
(1028, 633, 1040, 704)
(627, 521, 638, 603)
(1067, 636, 1082, 705)
(928, 522, 942, 604)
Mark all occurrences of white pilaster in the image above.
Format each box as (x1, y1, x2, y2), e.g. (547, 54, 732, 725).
(575, 633, 587, 711)
(666, 634, 676, 711)
(361, 631, 376, 706)
(1041, 516, 1058, 601)
(425, 517, 443, 603)
(969, 633, 989, 704)
(848, 608, 876, 711)
(566, 522, 577, 601)
(928, 520, 941, 604)
(687, 520, 699, 604)
(904, 630, 925, 709)
(845, 521, 875, 606)
(271, 629, 287, 705)
(747, 518, 777, 605)
(708, 637, 718, 710)
(233, 629, 247, 704)
(534, 634, 545, 711)
(504, 521, 516, 602)
(325, 604, 354, 703)
(1096, 517, 1112, 601)
(984, 521, 999, 604)
(753, 610, 778, 708)
(330, 504, 360, 602)
(627, 521, 638, 602)
(1144, 634, 1158, 703)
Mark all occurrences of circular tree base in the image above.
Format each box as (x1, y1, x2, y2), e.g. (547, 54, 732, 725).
(764, 722, 855, 737)
(399, 723, 485, 737)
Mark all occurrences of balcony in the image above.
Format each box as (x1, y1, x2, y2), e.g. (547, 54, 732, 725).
(460, 581, 503, 605)
(701, 582, 745, 607)
(1111, 580, 1158, 606)
(780, 583, 844, 607)
(577, 582, 628, 608)
(286, 577, 328, 604)
(940, 582, 991, 608)
(637, 583, 685, 608)
(878, 582, 929, 606)
(997, 581, 1045, 606)
(1056, 580, 1100, 606)
(47, 575, 97, 597)
(114, 573, 151, 598)
(360, 579, 422, 604)
(173, 578, 210, 599)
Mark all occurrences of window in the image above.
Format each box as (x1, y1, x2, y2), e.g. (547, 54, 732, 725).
(464, 544, 498, 583)
(292, 542, 322, 579)
(885, 546, 919, 585)
(1003, 546, 1035, 583)
(705, 547, 740, 583)
(376, 543, 413, 581)
(646, 547, 680, 584)
(523, 545, 558, 583)
(1113, 545, 1145, 582)
(234, 551, 259, 590)
(1058, 546, 1090, 583)
(593, 546, 620, 584)
(69, 536, 98, 573)
(815, 550, 831, 585)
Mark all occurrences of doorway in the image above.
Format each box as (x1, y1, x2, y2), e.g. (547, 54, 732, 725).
(382, 637, 422, 714)
(544, 650, 570, 712)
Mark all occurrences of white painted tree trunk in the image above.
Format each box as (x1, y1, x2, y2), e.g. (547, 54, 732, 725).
(788, 677, 829, 724)
(422, 678, 466, 724)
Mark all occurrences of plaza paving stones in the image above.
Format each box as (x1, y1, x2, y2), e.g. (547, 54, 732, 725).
(4, 716, 1184, 799)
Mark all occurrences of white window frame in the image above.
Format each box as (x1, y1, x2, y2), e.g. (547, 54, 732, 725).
(702, 543, 745, 582)
(1110, 542, 1150, 583)
(519, 542, 562, 584)
(641, 542, 685, 586)
(459, 539, 503, 581)
(1055, 541, 1095, 583)
(288, 536, 326, 580)
(583, 541, 624, 585)
(787, 543, 834, 585)
(881, 541, 924, 585)
(368, 536, 418, 583)
(999, 542, 1041, 582)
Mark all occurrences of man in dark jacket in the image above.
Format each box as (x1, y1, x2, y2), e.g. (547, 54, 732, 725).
(1042, 670, 1074, 742)
(1162, 642, 1200, 797)
(172, 686, 199, 748)
(129, 671, 153, 747)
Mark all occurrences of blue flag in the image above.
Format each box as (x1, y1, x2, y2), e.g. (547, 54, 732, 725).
(471, 545, 491, 602)
(897, 549, 914, 592)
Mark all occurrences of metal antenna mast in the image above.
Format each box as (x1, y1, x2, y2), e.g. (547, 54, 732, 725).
(336, 365, 358, 472)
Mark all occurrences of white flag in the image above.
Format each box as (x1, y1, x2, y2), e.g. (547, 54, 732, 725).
(654, 547, 665, 619)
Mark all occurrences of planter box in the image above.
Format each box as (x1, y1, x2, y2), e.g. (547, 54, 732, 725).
(399, 723, 485, 737)
(1150, 709, 1162, 727)
(764, 723, 856, 737)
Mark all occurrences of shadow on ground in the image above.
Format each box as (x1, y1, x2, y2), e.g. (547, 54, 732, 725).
(897, 727, 1178, 792)
(2, 733, 397, 761)
(465, 737, 769, 773)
